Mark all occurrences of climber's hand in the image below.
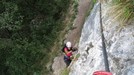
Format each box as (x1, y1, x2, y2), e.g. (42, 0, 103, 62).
(72, 47, 78, 52)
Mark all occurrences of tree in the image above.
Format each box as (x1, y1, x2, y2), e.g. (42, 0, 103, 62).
(0, 0, 70, 74)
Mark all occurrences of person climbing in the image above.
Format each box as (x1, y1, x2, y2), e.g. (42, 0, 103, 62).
(62, 41, 77, 67)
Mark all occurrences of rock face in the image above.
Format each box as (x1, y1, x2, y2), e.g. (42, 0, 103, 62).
(52, 55, 66, 75)
(70, 2, 134, 75)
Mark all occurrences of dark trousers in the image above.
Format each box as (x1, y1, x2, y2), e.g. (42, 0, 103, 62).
(64, 56, 72, 67)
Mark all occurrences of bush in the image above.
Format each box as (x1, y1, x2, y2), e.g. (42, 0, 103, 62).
(0, 0, 70, 75)
(109, 0, 134, 25)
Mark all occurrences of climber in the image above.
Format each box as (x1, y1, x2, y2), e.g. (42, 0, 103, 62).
(63, 41, 77, 67)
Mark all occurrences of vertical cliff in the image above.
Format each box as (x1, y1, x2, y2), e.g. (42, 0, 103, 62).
(70, 1, 134, 75)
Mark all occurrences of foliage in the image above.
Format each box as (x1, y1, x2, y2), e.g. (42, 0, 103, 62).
(93, 0, 97, 4)
(60, 68, 70, 75)
(86, 0, 97, 18)
(73, 0, 78, 14)
(75, 53, 80, 59)
(0, 0, 70, 75)
(109, 0, 134, 25)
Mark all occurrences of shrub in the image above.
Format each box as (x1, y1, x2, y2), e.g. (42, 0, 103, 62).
(109, 0, 134, 25)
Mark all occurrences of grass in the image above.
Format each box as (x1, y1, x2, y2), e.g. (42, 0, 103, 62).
(86, 0, 97, 19)
(108, 0, 134, 25)
(93, 0, 97, 4)
(73, 0, 79, 15)
(60, 68, 70, 75)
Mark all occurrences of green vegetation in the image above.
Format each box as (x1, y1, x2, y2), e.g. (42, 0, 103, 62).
(60, 68, 70, 75)
(73, 0, 78, 15)
(0, 0, 72, 75)
(93, 0, 97, 4)
(86, 0, 97, 19)
(109, 0, 134, 25)
(75, 53, 80, 59)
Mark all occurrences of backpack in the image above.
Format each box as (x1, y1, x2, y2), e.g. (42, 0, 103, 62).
(62, 45, 67, 52)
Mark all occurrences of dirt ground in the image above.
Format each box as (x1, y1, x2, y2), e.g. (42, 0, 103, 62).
(66, 0, 91, 46)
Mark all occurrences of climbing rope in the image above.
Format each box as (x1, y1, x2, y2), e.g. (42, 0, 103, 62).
(99, 0, 110, 72)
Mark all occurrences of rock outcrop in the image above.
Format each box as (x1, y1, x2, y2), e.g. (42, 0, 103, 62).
(70, 2, 134, 75)
(52, 55, 66, 75)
